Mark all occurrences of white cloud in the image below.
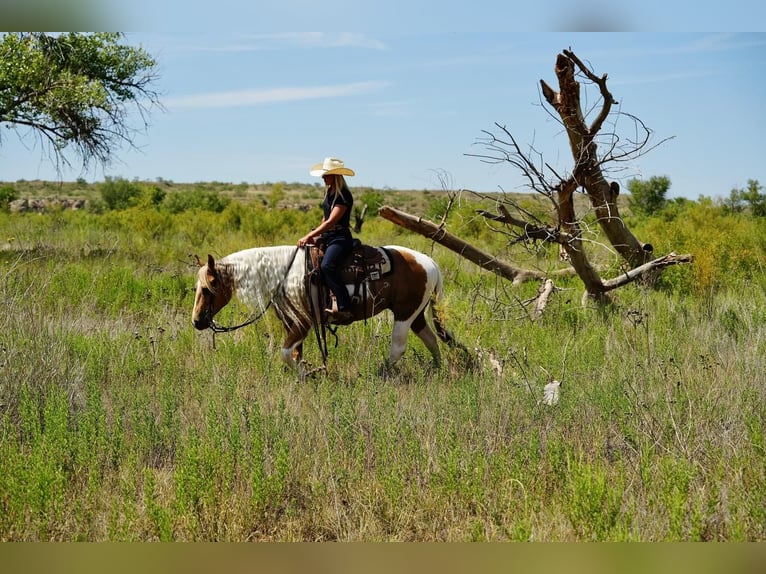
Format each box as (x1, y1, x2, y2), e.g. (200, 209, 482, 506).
(244, 32, 387, 50)
(165, 81, 389, 109)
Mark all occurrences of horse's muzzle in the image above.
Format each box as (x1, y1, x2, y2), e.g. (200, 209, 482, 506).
(192, 310, 211, 330)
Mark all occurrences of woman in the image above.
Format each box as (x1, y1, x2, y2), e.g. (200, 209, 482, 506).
(298, 157, 355, 323)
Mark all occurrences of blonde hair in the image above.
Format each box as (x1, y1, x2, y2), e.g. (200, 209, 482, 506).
(325, 174, 346, 190)
(325, 174, 351, 201)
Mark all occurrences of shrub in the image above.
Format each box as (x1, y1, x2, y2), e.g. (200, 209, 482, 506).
(357, 189, 385, 217)
(163, 188, 230, 214)
(99, 177, 142, 210)
(628, 176, 671, 217)
(0, 184, 18, 211)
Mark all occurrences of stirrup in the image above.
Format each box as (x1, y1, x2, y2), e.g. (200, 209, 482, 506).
(324, 308, 353, 324)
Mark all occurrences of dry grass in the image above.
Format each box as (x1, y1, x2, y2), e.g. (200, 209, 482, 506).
(0, 189, 763, 541)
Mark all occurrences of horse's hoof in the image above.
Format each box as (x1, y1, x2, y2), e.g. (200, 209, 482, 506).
(298, 361, 326, 381)
(377, 362, 396, 379)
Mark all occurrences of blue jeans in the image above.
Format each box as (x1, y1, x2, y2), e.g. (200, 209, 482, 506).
(321, 234, 353, 312)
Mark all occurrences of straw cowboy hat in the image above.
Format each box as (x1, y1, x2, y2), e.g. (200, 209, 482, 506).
(309, 157, 355, 177)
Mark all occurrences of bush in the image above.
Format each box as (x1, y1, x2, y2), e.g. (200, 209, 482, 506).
(0, 184, 18, 211)
(163, 188, 230, 214)
(628, 176, 670, 217)
(99, 177, 142, 210)
(357, 189, 385, 217)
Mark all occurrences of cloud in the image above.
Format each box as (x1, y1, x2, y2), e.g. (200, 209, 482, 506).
(165, 81, 389, 109)
(143, 32, 387, 55)
(244, 32, 387, 50)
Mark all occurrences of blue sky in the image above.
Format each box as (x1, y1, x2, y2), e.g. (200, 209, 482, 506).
(2, 29, 765, 199)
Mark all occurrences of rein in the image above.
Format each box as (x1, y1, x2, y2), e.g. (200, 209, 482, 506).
(209, 246, 300, 334)
(210, 304, 271, 333)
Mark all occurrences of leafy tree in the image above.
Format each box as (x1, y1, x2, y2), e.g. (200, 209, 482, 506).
(99, 176, 142, 210)
(0, 32, 160, 172)
(726, 179, 765, 217)
(268, 182, 286, 209)
(357, 188, 385, 214)
(0, 184, 18, 211)
(163, 188, 231, 214)
(627, 176, 671, 216)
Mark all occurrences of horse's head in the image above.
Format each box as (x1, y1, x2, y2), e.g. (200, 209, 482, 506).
(192, 254, 234, 330)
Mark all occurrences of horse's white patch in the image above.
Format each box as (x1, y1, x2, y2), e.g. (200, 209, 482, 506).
(222, 246, 309, 326)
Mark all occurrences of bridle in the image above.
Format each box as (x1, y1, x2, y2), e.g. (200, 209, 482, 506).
(206, 246, 300, 334)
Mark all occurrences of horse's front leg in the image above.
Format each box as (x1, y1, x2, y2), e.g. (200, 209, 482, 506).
(281, 322, 308, 370)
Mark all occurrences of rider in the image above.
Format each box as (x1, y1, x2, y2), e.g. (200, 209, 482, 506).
(297, 157, 355, 324)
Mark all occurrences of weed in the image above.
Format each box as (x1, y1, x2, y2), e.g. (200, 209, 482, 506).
(0, 192, 764, 540)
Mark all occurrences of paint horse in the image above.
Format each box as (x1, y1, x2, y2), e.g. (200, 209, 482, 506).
(191, 244, 461, 373)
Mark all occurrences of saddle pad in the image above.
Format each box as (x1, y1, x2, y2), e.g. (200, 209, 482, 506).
(350, 245, 392, 280)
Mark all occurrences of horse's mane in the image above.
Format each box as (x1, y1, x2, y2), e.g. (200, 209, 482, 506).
(220, 245, 308, 323)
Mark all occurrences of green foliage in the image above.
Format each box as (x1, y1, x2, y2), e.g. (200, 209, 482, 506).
(267, 182, 285, 209)
(0, 33, 159, 168)
(725, 179, 765, 217)
(98, 177, 142, 210)
(139, 185, 167, 208)
(424, 195, 452, 221)
(163, 188, 230, 214)
(566, 454, 626, 540)
(658, 456, 696, 539)
(636, 200, 766, 295)
(238, 203, 316, 243)
(357, 188, 385, 215)
(0, 184, 18, 211)
(628, 175, 671, 217)
(1, 191, 765, 541)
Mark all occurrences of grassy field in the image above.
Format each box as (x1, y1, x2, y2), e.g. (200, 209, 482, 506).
(0, 180, 764, 541)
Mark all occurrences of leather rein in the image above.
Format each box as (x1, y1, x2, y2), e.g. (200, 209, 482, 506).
(209, 246, 300, 334)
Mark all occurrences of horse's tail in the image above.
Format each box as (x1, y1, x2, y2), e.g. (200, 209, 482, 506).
(429, 267, 467, 353)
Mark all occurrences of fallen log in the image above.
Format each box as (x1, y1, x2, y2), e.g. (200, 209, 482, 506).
(379, 205, 546, 285)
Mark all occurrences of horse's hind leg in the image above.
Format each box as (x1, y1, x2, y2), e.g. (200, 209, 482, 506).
(410, 310, 441, 367)
(386, 320, 411, 367)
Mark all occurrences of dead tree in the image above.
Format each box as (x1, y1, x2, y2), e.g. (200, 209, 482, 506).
(467, 49, 691, 303)
(379, 205, 576, 285)
(353, 203, 368, 234)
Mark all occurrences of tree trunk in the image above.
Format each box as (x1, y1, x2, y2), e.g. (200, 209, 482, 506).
(540, 50, 651, 270)
(379, 205, 550, 285)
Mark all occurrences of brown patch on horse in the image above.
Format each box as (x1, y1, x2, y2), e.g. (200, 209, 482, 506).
(340, 248, 428, 324)
(385, 249, 428, 322)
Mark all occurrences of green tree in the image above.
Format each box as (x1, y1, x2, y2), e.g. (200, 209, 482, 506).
(163, 188, 230, 214)
(627, 176, 671, 216)
(98, 176, 142, 210)
(0, 184, 18, 211)
(0, 32, 160, 172)
(268, 182, 286, 209)
(357, 188, 385, 215)
(726, 179, 765, 217)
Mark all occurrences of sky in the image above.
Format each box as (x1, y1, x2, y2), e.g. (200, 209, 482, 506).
(2, 6, 765, 200)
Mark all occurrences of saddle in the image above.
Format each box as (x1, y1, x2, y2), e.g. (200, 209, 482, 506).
(305, 239, 393, 323)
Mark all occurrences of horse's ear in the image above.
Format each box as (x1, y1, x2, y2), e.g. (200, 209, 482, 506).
(207, 254, 216, 270)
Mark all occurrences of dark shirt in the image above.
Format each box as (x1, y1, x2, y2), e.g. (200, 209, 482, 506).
(322, 186, 353, 231)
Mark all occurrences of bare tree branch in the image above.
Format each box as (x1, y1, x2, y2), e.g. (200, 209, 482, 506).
(379, 205, 577, 285)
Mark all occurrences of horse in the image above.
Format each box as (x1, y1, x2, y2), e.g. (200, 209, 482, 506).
(191, 244, 462, 373)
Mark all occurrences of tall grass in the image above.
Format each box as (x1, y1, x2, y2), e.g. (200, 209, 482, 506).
(0, 199, 764, 541)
